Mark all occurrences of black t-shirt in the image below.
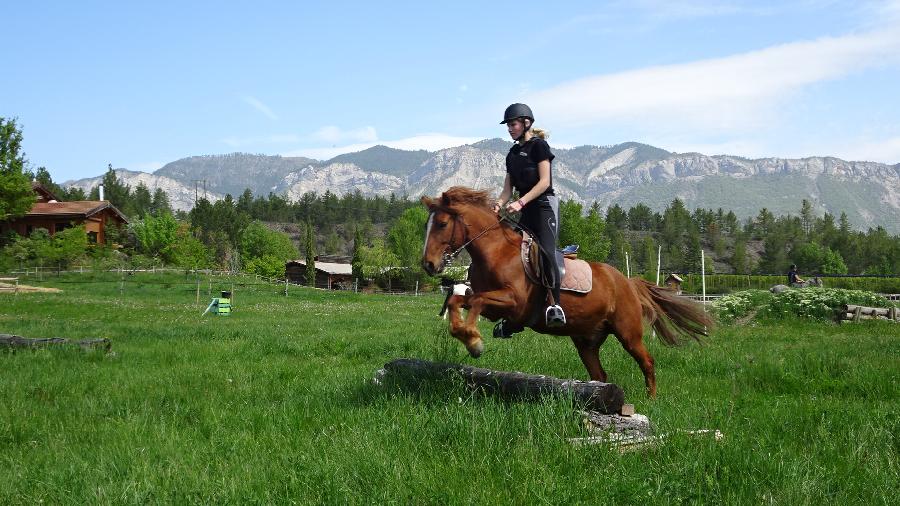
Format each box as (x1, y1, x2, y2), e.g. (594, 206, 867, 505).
(506, 137, 555, 197)
(788, 269, 798, 284)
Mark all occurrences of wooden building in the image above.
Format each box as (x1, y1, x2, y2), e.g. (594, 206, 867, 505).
(1, 182, 128, 245)
(664, 273, 684, 294)
(286, 258, 353, 289)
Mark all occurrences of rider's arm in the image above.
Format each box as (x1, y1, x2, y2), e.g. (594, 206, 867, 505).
(495, 174, 513, 211)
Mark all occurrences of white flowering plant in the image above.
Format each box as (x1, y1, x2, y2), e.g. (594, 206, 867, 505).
(760, 287, 891, 320)
(711, 289, 772, 322)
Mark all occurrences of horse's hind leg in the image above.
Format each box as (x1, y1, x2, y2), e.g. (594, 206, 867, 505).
(571, 335, 608, 382)
(613, 320, 657, 397)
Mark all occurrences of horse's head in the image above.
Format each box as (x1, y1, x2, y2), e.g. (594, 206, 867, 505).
(420, 192, 461, 277)
(419, 187, 495, 277)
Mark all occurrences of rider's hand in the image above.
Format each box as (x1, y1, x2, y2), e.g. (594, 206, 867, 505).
(492, 201, 502, 214)
(506, 199, 524, 213)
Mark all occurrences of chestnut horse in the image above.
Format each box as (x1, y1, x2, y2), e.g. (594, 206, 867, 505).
(421, 187, 713, 397)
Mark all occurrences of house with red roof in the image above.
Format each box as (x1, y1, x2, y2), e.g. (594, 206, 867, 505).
(1, 182, 129, 245)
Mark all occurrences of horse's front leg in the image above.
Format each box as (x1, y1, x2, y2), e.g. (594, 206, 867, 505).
(448, 288, 517, 358)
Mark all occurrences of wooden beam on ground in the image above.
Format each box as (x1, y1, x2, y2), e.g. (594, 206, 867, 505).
(0, 334, 111, 352)
(843, 304, 893, 317)
(838, 304, 899, 323)
(380, 358, 625, 414)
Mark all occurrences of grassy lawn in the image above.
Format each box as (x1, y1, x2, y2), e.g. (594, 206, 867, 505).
(2, 272, 898, 504)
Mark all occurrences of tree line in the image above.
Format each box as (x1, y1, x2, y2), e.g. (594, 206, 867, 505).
(2, 116, 899, 285)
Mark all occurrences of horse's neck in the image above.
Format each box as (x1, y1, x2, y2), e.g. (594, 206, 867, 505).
(464, 214, 520, 273)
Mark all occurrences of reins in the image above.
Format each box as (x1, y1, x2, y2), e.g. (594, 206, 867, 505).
(438, 212, 514, 271)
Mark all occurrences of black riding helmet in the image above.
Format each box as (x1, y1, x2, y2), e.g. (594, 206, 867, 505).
(500, 103, 534, 124)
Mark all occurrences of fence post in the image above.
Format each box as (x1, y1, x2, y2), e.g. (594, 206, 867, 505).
(196, 279, 200, 304)
(415, 280, 419, 296)
(285, 277, 288, 296)
(655, 246, 661, 286)
(701, 250, 707, 308)
(355, 278, 358, 293)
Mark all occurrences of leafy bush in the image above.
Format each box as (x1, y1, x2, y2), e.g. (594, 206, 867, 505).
(760, 288, 891, 320)
(711, 289, 772, 322)
(244, 254, 286, 279)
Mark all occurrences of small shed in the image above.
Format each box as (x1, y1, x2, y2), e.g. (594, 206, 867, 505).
(664, 273, 684, 294)
(286, 258, 353, 289)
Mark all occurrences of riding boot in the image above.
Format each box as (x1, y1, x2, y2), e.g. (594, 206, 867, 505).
(492, 320, 524, 339)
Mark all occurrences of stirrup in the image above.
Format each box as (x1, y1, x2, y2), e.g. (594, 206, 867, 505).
(545, 305, 566, 327)
(492, 320, 522, 339)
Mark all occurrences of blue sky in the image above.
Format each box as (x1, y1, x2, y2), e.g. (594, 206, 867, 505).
(4, 0, 900, 182)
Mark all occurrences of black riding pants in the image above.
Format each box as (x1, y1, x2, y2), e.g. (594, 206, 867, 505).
(518, 195, 561, 305)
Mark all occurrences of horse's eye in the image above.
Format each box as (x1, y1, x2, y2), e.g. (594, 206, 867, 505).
(436, 221, 448, 229)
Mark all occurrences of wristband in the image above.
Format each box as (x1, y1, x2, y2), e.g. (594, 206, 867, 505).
(517, 198, 526, 208)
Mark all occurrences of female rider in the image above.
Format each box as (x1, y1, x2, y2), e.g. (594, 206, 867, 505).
(492, 103, 565, 337)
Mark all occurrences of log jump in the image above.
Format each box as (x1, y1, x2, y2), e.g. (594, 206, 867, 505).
(0, 334, 111, 352)
(838, 304, 899, 323)
(377, 358, 625, 414)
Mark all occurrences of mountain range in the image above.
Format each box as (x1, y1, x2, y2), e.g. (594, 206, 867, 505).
(64, 140, 900, 233)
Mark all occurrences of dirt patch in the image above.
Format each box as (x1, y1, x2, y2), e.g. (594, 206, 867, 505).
(0, 282, 62, 293)
(734, 307, 760, 326)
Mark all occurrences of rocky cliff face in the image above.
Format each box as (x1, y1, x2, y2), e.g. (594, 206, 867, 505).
(65, 169, 223, 211)
(281, 163, 405, 200)
(63, 141, 900, 232)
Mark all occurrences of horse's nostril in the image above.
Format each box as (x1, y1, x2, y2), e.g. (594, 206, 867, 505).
(422, 260, 433, 275)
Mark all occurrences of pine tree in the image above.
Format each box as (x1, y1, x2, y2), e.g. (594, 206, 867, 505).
(305, 220, 316, 287)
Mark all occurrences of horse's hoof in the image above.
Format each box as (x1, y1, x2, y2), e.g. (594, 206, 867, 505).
(467, 340, 484, 358)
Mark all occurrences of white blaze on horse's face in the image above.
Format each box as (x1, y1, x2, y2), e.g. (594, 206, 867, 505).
(423, 211, 435, 257)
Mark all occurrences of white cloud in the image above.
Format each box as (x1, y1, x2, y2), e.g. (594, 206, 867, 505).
(242, 96, 278, 120)
(526, 28, 900, 135)
(311, 125, 378, 144)
(284, 134, 482, 160)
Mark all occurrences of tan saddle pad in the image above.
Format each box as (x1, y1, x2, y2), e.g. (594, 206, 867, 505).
(520, 231, 592, 293)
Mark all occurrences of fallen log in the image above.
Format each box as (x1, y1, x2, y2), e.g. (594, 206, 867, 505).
(0, 334, 111, 352)
(838, 304, 898, 322)
(842, 304, 894, 317)
(378, 358, 625, 414)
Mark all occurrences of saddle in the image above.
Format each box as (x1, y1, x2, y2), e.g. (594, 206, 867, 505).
(520, 231, 592, 293)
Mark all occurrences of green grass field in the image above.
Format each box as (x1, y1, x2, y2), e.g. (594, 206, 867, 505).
(2, 272, 898, 504)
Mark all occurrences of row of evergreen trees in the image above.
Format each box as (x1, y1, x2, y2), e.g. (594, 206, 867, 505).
(3, 114, 899, 279)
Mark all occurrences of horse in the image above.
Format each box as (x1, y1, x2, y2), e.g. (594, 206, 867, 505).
(420, 187, 713, 397)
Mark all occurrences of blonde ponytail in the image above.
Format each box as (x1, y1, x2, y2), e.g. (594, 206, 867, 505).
(530, 127, 548, 140)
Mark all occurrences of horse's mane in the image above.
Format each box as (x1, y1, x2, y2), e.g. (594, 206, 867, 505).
(441, 186, 493, 211)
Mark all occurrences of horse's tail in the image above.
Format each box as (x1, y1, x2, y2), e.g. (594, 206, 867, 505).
(629, 278, 713, 345)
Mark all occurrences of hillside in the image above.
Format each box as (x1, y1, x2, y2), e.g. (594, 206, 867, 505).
(63, 140, 900, 232)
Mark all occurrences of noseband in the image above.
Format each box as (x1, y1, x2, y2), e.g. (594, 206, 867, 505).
(432, 211, 509, 272)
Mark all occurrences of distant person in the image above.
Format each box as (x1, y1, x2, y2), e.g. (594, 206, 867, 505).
(788, 264, 806, 287)
(491, 103, 564, 338)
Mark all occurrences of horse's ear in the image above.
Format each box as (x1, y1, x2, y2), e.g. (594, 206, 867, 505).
(441, 192, 451, 207)
(420, 196, 433, 208)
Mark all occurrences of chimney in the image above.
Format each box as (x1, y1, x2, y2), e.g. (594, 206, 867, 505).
(99, 184, 105, 201)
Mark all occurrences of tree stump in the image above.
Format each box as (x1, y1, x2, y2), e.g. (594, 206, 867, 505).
(378, 358, 625, 414)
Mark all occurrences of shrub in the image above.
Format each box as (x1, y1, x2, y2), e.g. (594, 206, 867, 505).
(711, 289, 772, 322)
(760, 287, 890, 320)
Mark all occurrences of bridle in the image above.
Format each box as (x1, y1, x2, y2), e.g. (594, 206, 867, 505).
(428, 209, 511, 272)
